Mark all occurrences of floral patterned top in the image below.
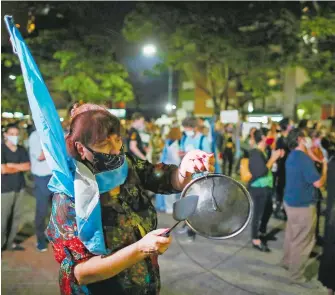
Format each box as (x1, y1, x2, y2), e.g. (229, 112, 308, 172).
(46, 154, 179, 295)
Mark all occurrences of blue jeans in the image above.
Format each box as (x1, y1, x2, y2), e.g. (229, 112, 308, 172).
(33, 175, 52, 246)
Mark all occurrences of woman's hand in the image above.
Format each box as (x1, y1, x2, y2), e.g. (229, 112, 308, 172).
(179, 150, 215, 178)
(136, 229, 172, 256)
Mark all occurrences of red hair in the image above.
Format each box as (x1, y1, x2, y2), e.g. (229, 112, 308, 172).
(66, 104, 121, 160)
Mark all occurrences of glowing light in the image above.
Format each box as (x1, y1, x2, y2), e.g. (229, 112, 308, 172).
(165, 103, 176, 112)
(9, 75, 16, 80)
(14, 112, 24, 118)
(142, 44, 157, 57)
(248, 102, 254, 113)
(2, 112, 14, 118)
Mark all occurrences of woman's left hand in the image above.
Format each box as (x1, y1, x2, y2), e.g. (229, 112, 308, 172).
(179, 150, 215, 178)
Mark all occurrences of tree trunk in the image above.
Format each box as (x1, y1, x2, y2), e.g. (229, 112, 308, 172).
(224, 91, 229, 110)
(212, 96, 220, 117)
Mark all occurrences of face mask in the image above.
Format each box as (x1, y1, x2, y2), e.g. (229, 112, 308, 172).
(7, 136, 19, 146)
(85, 145, 125, 174)
(185, 130, 195, 137)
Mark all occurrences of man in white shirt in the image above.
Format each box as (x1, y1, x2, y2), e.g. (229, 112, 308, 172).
(29, 130, 52, 252)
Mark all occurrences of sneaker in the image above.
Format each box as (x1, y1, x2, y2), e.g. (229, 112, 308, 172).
(36, 243, 48, 252)
(10, 243, 25, 251)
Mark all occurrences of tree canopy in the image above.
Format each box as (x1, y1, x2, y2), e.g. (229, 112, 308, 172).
(297, 4, 335, 102)
(123, 2, 334, 114)
(1, 4, 134, 112)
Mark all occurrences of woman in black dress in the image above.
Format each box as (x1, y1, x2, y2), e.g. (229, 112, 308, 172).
(319, 136, 335, 295)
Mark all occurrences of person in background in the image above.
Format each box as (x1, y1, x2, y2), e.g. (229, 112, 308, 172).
(127, 112, 147, 160)
(248, 129, 282, 252)
(318, 135, 335, 295)
(310, 130, 325, 244)
(156, 126, 183, 214)
(1, 123, 31, 251)
(180, 117, 212, 157)
(197, 117, 212, 145)
(282, 128, 327, 287)
(215, 121, 225, 153)
(273, 118, 291, 220)
(140, 122, 151, 160)
(222, 124, 235, 177)
(150, 125, 164, 165)
(29, 129, 53, 252)
(152, 123, 166, 212)
(240, 127, 257, 157)
(311, 131, 324, 162)
(26, 123, 36, 137)
(179, 117, 212, 241)
(266, 122, 278, 151)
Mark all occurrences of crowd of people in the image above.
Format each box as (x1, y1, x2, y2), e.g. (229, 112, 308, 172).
(1, 110, 335, 294)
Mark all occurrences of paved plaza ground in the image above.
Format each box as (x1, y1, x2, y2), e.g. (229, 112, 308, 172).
(1, 191, 327, 295)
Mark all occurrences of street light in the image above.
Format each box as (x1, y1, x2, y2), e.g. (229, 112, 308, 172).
(142, 44, 173, 108)
(165, 103, 176, 113)
(9, 75, 16, 80)
(248, 102, 254, 113)
(142, 44, 157, 57)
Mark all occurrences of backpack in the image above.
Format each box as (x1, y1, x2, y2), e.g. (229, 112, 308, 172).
(240, 158, 252, 183)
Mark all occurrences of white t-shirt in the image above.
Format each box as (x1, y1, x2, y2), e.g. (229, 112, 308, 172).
(29, 131, 52, 177)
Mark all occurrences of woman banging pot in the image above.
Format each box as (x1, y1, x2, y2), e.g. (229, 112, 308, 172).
(46, 104, 215, 295)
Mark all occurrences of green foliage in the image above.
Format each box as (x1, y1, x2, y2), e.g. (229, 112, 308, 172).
(1, 53, 20, 68)
(50, 45, 134, 103)
(2, 27, 134, 110)
(298, 8, 335, 101)
(301, 15, 335, 37)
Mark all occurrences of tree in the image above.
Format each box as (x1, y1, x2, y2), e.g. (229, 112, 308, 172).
(52, 40, 133, 104)
(123, 2, 301, 115)
(23, 30, 134, 106)
(297, 3, 335, 102)
(1, 53, 28, 113)
(2, 3, 135, 111)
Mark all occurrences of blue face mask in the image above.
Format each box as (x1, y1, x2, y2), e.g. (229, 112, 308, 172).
(95, 160, 129, 194)
(85, 145, 128, 194)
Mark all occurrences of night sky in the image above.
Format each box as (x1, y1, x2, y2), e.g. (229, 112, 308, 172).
(1, 1, 173, 118)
